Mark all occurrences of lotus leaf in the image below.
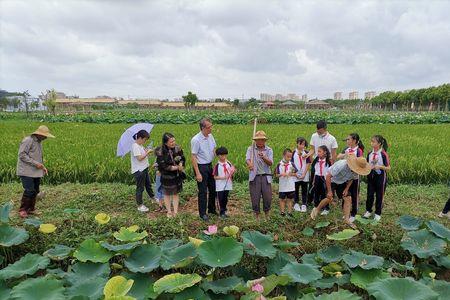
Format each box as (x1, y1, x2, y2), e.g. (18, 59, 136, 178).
(242, 230, 277, 258)
(315, 221, 330, 229)
(153, 273, 202, 294)
(343, 250, 384, 269)
(350, 268, 390, 289)
(0, 224, 29, 247)
(281, 262, 323, 284)
(104, 275, 134, 299)
(124, 244, 161, 273)
(100, 242, 141, 252)
(198, 237, 243, 268)
(66, 262, 110, 285)
(317, 245, 347, 263)
(326, 229, 360, 241)
(302, 227, 314, 237)
(0, 202, 12, 223)
(201, 276, 242, 294)
(401, 229, 446, 258)
(223, 225, 240, 238)
(397, 215, 423, 231)
(113, 227, 148, 242)
(367, 277, 438, 300)
(0, 253, 49, 280)
(39, 223, 57, 233)
(426, 221, 450, 240)
(10, 276, 65, 300)
(23, 218, 42, 228)
(95, 213, 110, 225)
(73, 239, 114, 263)
(267, 251, 297, 275)
(160, 243, 197, 270)
(44, 244, 73, 260)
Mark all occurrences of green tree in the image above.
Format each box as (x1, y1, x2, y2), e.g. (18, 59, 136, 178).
(182, 91, 198, 109)
(233, 98, 240, 107)
(22, 90, 31, 117)
(42, 89, 57, 114)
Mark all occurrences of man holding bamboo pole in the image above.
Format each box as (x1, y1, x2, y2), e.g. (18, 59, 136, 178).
(246, 119, 273, 219)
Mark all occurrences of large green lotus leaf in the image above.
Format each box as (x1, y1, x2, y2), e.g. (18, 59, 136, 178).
(159, 239, 182, 251)
(317, 245, 347, 263)
(343, 250, 384, 270)
(103, 275, 134, 298)
(66, 277, 107, 300)
(326, 229, 360, 241)
(0, 224, 29, 247)
(390, 259, 415, 272)
(301, 253, 320, 267)
(401, 229, 446, 258)
(350, 268, 390, 289)
(427, 279, 450, 300)
(433, 255, 450, 269)
(312, 273, 350, 289)
(355, 215, 378, 226)
(314, 221, 331, 229)
(281, 262, 323, 284)
(160, 243, 197, 270)
(321, 262, 344, 275)
(241, 230, 277, 258)
(100, 242, 141, 253)
(73, 239, 114, 263)
(173, 286, 208, 300)
(0, 202, 12, 223)
(153, 273, 202, 294)
(198, 237, 243, 268)
(122, 272, 157, 300)
(0, 281, 11, 299)
(201, 276, 242, 294)
(0, 253, 49, 280)
(314, 290, 362, 300)
(261, 274, 291, 296)
(274, 241, 300, 250)
(207, 292, 234, 300)
(10, 276, 65, 300)
(66, 262, 110, 285)
(367, 277, 438, 300)
(23, 218, 43, 228)
(426, 221, 450, 241)
(113, 227, 148, 242)
(302, 227, 314, 237)
(397, 215, 423, 231)
(267, 251, 297, 275)
(44, 244, 73, 261)
(124, 244, 161, 273)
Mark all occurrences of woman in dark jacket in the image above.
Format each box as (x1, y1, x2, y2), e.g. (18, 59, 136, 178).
(156, 132, 186, 218)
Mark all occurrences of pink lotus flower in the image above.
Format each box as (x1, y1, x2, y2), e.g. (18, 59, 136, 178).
(251, 283, 264, 293)
(203, 225, 218, 235)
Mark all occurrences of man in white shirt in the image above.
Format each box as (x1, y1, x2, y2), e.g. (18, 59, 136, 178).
(191, 118, 217, 221)
(309, 120, 338, 163)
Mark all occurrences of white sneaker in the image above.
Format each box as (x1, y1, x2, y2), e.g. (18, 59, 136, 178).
(300, 205, 307, 213)
(374, 214, 381, 221)
(310, 207, 318, 220)
(320, 210, 329, 216)
(138, 205, 149, 212)
(363, 211, 372, 218)
(294, 203, 301, 212)
(349, 216, 355, 223)
(438, 212, 444, 218)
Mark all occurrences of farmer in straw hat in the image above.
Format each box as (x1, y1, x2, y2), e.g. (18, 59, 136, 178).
(16, 125, 55, 218)
(310, 153, 371, 227)
(246, 130, 273, 220)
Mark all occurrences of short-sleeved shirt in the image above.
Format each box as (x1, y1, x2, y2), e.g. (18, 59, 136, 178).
(190, 132, 216, 164)
(213, 161, 234, 191)
(367, 149, 390, 175)
(310, 132, 338, 158)
(292, 149, 311, 182)
(131, 143, 149, 174)
(342, 146, 363, 157)
(327, 159, 357, 184)
(275, 160, 297, 192)
(245, 145, 273, 183)
(16, 135, 44, 178)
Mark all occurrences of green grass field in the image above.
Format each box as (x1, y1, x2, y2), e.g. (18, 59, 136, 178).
(1, 120, 449, 184)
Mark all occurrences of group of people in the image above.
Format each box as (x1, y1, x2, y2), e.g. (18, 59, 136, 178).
(16, 121, 450, 223)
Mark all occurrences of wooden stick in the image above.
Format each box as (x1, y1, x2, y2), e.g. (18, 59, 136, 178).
(250, 118, 258, 167)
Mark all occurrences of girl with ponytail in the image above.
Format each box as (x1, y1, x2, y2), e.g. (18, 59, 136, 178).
(310, 145, 332, 214)
(364, 135, 391, 221)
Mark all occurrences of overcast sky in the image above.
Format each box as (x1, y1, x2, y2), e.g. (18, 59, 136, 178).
(1, 0, 449, 99)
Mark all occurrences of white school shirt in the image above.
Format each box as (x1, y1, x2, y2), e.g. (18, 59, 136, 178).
(314, 158, 329, 177)
(310, 132, 338, 158)
(276, 160, 297, 193)
(214, 161, 233, 192)
(292, 149, 311, 182)
(131, 143, 149, 174)
(190, 132, 216, 164)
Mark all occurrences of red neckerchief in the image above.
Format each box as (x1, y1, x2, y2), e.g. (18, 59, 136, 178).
(319, 158, 325, 176)
(297, 150, 303, 169)
(222, 163, 229, 175)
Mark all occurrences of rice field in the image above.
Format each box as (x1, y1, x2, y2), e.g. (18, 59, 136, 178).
(1, 120, 449, 184)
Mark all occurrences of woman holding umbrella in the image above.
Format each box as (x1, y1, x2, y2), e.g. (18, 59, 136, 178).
(156, 132, 186, 218)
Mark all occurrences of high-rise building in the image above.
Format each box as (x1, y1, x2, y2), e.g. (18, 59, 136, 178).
(275, 94, 284, 101)
(349, 91, 359, 100)
(364, 91, 376, 100)
(287, 93, 299, 100)
(334, 92, 342, 100)
(260, 93, 273, 101)
(301, 94, 308, 101)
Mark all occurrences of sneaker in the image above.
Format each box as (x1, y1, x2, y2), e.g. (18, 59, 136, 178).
(310, 207, 318, 220)
(300, 205, 307, 212)
(363, 211, 372, 218)
(438, 212, 444, 218)
(137, 205, 149, 212)
(293, 203, 301, 212)
(320, 209, 329, 216)
(374, 214, 381, 221)
(349, 216, 355, 223)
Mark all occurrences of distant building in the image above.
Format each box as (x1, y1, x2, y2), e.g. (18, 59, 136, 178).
(275, 94, 284, 101)
(364, 91, 376, 100)
(349, 91, 359, 100)
(301, 94, 308, 101)
(304, 99, 332, 110)
(334, 92, 342, 100)
(260, 93, 274, 101)
(286, 93, 299, 100)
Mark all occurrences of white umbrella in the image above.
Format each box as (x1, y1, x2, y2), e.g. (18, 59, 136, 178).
(117, 123, 154, 157)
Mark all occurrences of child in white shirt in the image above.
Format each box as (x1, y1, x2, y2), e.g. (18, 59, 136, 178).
(213, 147, 236, 218)
(275, 149, 298, 217)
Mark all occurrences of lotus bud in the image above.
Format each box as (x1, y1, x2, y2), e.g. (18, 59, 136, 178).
(429, 272, 436, 280)
(335, 271, 343, 278)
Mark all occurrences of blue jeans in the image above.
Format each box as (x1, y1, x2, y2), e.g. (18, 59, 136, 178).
(155, 173, 163, 201)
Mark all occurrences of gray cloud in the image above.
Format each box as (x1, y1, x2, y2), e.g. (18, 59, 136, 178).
(1, 0, 449, 99)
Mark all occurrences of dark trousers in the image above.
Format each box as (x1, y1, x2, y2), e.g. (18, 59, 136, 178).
(217, 190, 229, 215)
(342, 179, 359, 217)
(313, 175, 326, 208)
(294, 181, 308, 205)
(366, 173, 387, 215)
(20, 176, 40, 212)
(442, 198, 450, 214)
(133, 168, 154, 205)
(249, 175, 272, 213)
(197, 164, 217, 217)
